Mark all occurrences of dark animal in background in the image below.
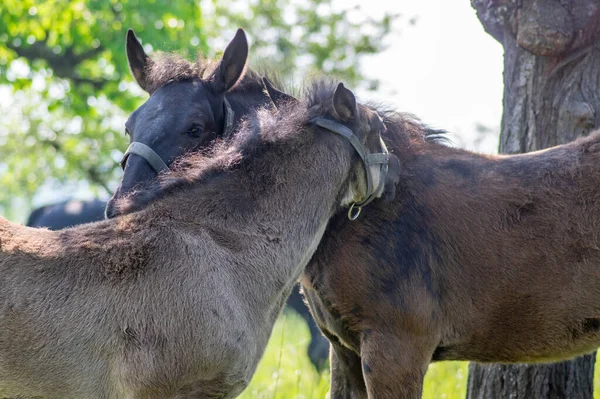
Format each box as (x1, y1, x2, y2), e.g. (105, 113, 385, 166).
(26, 197, 329, 370)
(300, 113, 600, 398)
(26, 199, 106, 229)
(0, 80, 396, 398)
(287, 286, 329, 370)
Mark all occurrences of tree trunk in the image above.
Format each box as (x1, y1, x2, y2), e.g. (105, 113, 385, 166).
(467, 0, 600, 398)
(467, 354, 596, 399)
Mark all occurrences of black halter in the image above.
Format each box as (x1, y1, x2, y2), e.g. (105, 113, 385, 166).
(311, 117, 390, 220)
(119, 98, 235, 174)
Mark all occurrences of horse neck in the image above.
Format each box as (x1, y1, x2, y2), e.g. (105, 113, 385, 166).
(155, 129, 353, 271)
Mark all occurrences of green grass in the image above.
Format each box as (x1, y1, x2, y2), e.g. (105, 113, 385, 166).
(239, 311, 468, 399)
(241, 313, 600, 398)
(239, 312, 330, 399)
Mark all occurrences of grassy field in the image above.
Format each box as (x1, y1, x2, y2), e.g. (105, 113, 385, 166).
(239, 311, 468, 399)
(240, 311, 600, 398)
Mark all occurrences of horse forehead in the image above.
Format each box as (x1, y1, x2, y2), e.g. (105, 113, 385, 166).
(357, 107, 384, 134)
(137, 90, 211, 124)
(148, 81, 213, 108)
(360, 106, 378, 124)
(148, 87, 197, 110)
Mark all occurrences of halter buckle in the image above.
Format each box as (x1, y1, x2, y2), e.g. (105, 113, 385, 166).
(348, 203, 362, 220)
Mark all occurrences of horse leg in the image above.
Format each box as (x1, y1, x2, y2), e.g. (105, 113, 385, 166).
(285, 284, 329, 370)
(305, 312, 329, 371)
(360, 330, 432, 399)
(329, 340, 368, 399)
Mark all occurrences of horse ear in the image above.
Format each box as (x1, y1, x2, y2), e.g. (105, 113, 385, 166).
(262, 77, 297, 107)
(126, 29, 152, 93)
(213, 28, 249, 94)
(333, 83, 357, 122)
(382, 153, 401, 202)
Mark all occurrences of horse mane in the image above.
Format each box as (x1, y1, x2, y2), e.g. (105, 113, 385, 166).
(116, 79, 341, 216)
(365, 103, 450, 147)
(116, 77, 450, 216)
(143, 52, 269, 95)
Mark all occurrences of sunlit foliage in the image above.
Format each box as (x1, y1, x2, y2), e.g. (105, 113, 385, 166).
(0, 0, 397, 220)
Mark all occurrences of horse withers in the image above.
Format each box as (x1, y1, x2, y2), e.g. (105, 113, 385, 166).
(0, 80, 399, 398)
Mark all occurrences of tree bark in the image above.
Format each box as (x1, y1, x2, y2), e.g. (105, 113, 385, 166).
(467, 354, 596, 399)
(468, 0, 600, 398)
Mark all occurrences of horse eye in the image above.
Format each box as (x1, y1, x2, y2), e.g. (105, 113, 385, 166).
(124, 127, 130, 136)
(186, 124, 204, 138)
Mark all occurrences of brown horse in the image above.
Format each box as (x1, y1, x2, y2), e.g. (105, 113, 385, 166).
(300, 112, 600, 398)
(0, 82, 397, 398)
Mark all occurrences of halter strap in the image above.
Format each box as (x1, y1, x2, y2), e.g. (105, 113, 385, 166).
(120, 97, 235, 173)
(311, 117, 390, 220)
(120, 142, 169, 174)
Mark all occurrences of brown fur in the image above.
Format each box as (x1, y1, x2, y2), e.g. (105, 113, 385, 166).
(302, 112, 600, 398)
(0, 82, 392, 398)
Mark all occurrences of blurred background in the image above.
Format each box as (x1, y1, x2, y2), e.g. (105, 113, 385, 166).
(0, 0, 503, 222)
(0, 0, 504, 397)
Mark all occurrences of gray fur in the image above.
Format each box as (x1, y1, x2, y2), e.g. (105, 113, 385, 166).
(0, 83, 392, 398)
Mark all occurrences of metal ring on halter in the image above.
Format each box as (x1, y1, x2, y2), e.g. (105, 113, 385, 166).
(348, 203, 362, 220)
(311, 117, 391, 221)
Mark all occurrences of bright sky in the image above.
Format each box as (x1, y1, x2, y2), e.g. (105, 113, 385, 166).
(357, 0, 504, 153)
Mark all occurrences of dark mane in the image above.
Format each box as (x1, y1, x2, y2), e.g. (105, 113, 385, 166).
(370, 106, 450, 146)
(144, 52, 268, 94)
(116, 79, 452, 217)
(116, 79, 341, 216)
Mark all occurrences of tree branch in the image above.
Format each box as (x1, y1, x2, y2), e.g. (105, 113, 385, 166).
(86, 166, 113, 194)
(6, 40, 105, 86)
(42, 139, 113, 194)
(470, 0, 520, 45)
(71, 46, 105, 65)
(71, 76, 106, 90)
